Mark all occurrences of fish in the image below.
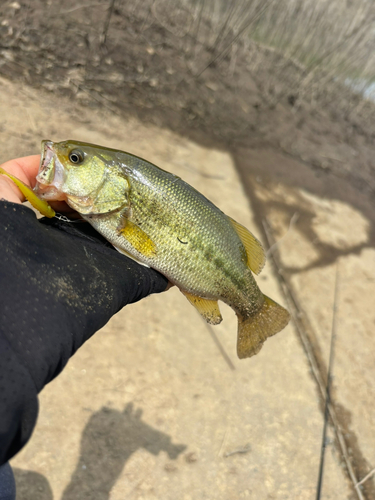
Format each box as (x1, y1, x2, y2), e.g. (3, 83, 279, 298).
(34, 139, 290, 359)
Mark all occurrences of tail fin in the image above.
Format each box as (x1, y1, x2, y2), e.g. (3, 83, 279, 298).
(237, 295, 290, 359)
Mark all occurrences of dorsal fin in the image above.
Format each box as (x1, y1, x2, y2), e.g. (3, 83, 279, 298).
(228, 216, 265, 275)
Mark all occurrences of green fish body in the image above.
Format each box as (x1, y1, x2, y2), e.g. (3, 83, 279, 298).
(35, 140, 290, 358)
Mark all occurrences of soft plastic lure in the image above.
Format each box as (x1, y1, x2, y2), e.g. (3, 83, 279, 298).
(0, 166, 55, 218)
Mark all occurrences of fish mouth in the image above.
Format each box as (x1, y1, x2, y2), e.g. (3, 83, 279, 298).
(40, 140, 54, 172)
(34, 140, 66, 200)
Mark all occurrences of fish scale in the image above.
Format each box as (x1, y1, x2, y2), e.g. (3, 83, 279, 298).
(127, 172, 247, 295)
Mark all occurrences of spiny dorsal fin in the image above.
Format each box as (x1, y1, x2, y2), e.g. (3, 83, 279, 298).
(119, 220, 157, 258)
(181, 291, 222, 325)
(228, 216, 265, 275)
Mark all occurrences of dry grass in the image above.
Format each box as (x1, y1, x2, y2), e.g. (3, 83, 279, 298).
(133, 0, 375, 106)
(190, 0, 375, 87)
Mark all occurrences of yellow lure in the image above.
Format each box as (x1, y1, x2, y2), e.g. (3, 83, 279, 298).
(0, 166, 55, 218)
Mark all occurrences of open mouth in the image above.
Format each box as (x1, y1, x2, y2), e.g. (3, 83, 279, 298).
(40, 140, 54, 173)
(34, 140, 66, 200)
(36, 140, 56, 187)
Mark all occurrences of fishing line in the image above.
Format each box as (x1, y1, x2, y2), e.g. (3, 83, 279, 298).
(54, 213, 86, 223)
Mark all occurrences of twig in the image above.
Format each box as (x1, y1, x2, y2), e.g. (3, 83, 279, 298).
(265, 212, 299, 258)
(316, 263, 340, 500)
(101, 0, 116, 46)
(320, 155, 345, 163)
(195, 0, 271, 78)
(224, 443, 251, 458)
(61, 3, 102, 14)
(356, 468, 375, 488)
(202, 320, 235, 371)
(218, 427, 228, 457)
(69, 79, 119, 114)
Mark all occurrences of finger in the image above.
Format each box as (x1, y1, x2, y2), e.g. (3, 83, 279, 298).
(0, 155, 40, 188)
(0, 155, 41, 204)
(0, 156, 80, 217)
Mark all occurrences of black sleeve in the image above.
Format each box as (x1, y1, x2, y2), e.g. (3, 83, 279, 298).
(0, 201, 168, 464)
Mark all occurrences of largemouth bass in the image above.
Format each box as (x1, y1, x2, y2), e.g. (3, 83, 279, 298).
(34, 140, 290, 359)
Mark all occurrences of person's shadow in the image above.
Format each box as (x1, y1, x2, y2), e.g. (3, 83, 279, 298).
(61, 402, 186, 500)
(13, 402, 186, 500)
(13, 468, 53, 500)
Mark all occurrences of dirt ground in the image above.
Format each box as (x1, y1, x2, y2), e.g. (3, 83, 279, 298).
(1, 1, 375, 499)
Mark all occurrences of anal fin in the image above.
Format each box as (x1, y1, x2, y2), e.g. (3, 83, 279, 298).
(182, 291, 222, 325)
(228, 216, 265, 275)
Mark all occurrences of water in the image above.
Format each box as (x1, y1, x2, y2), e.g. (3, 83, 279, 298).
(345, 77, 375, 103)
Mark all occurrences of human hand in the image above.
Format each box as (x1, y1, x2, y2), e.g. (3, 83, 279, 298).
(0, 155, 39, 203)
(0, 154, 76, 215)
(0, 155, 169, 465)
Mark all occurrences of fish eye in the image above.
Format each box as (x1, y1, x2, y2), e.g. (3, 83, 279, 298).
(69, 149, 85, 165)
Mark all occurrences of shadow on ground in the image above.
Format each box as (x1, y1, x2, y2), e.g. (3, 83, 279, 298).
(13, 468, 53, 500)
(234, 147, 375, 271)
(61, 402, 186, 500)
(14, 403, 186, 500)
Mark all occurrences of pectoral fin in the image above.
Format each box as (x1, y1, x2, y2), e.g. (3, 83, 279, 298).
(0, 167, 55, 218)
(119, 219, 157, 259)
(182, 291, 222, 325)
(228, 216, 265, 275)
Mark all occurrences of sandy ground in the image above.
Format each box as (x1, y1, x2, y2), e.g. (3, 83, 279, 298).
(1, 75, 374, 500)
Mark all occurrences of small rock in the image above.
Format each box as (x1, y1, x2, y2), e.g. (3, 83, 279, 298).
(164, 462, 178, 472)
(205, 81, 218, 92)
(185, 452, 198, 463)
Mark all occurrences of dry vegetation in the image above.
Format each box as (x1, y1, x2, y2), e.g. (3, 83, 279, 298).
(145, 0, 375, 105)
(2, 0, 375, 137)
(2, 0, 375, 112)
